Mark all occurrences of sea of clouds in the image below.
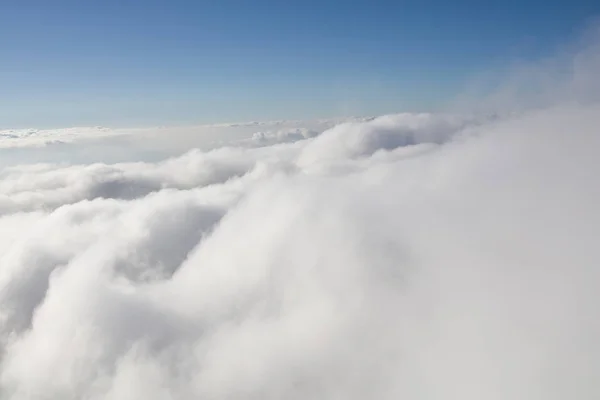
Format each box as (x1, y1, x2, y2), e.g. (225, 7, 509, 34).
(1, 26, 600, 400)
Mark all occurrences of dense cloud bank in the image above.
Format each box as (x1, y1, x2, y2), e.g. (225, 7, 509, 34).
(2, 36, 600, 399)
(1, 105, 599, 400)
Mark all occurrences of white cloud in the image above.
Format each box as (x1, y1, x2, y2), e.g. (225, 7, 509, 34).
(1, 29, 600, 400)
(0, 126, 117, 149)
(0, 118, 367, 169)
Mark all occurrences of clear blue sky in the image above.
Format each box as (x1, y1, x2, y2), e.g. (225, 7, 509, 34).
(1, 0, 598, 128)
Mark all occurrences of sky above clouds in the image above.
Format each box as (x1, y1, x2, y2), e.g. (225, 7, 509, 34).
(1, 25, 600, 397)
(1, 2, 600, 399)
(2, 0, 600, 128)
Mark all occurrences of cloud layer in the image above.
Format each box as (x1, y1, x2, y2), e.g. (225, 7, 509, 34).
(0, 118, 366, 168)
(1, 31, 600, 400)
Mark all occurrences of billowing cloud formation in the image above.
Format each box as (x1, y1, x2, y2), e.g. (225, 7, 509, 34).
(2, 36, 600, 400)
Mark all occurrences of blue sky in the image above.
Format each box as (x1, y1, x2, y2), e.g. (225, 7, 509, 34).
(1, 0, 599, 128)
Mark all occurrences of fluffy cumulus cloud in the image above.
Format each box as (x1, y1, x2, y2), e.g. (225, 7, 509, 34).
(2, 35, 600, 400)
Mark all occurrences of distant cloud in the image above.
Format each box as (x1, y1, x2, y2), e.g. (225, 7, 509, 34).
(0, 118, 364, 151)
(0, 126, 116, 148)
